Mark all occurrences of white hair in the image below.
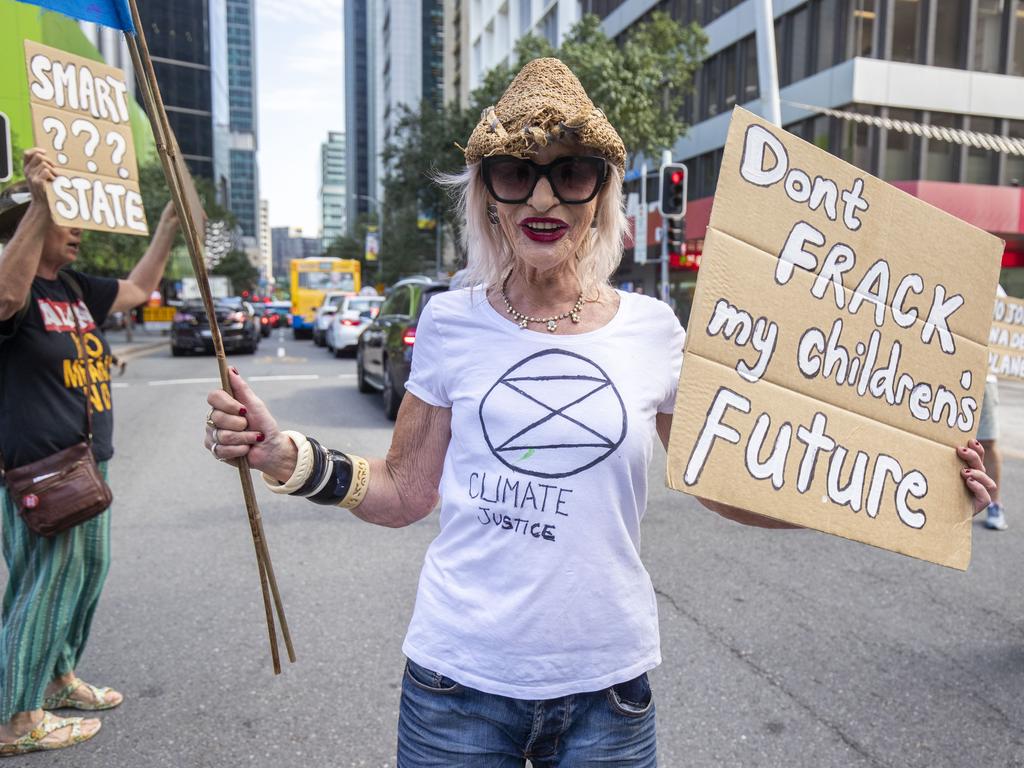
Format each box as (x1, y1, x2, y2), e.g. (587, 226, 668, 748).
(437, 160, 627, 299)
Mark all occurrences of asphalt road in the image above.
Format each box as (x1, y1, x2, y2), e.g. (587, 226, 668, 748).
(3, 330, 1023, 767)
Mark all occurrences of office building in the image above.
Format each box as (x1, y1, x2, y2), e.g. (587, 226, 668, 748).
(136, 0, 230, 184)
(259, 199, 272, 281)
(468, 0, 578, 90)
(271, 226, 323, 280)
(345, 0, 378, 231)
(226, 0, 260, 244)
(592, 0, 1024, 307)
(321, 132, 347, 248)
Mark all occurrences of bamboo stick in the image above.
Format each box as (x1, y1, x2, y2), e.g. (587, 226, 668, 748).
(124, 0, 294, 671)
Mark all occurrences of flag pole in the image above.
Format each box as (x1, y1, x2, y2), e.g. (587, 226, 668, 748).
(123, 0, 295, 672)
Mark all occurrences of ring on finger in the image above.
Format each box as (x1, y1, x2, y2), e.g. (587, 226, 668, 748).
(210, 440, 220, 459)
(206, 407, 216, 428)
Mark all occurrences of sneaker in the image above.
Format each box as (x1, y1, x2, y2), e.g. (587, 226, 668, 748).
(985, 503, 1008, 531)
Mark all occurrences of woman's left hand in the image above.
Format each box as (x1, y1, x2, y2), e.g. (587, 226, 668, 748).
(958, 439, 997, 515)
(157, 201, 179, 231)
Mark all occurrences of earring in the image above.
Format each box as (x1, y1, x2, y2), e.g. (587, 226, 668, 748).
(487, 204, 499, 225)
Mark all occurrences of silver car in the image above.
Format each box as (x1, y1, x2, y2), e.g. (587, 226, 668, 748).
(325, 295, 384, 357)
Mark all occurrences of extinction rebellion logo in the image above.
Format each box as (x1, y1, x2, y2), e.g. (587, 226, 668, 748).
(478, 349, 627, 479)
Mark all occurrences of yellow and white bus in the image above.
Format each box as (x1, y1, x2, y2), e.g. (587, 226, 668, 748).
(289, 257, 361, 337)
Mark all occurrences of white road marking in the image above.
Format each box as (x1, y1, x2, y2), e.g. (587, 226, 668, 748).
(249, 374, 320, 382)
(337, 374, 356, 379)
(112, 382, 130, 388)
(148, 377, 221, 386)
(277, 346, 285, 358)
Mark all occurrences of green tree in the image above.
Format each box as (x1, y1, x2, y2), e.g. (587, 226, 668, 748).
(210, 249, 259, 294)
(76, 163, 233, 279)
(379, 12, 707, 269)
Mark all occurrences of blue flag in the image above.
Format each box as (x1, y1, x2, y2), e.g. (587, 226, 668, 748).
(16, 0, 135, 33)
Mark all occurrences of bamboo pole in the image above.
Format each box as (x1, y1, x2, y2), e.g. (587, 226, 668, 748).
(124, 0, 294, 672)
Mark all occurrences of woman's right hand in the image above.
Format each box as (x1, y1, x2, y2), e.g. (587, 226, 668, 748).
(205, 368, 298, 481)
(23, 148, 56, 206)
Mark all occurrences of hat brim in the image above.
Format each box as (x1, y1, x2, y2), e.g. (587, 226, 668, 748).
(0, 200, 30, 241)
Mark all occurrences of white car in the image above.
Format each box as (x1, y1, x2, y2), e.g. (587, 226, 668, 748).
(325, 295, 384, 357)
(312, 291, 352, 346)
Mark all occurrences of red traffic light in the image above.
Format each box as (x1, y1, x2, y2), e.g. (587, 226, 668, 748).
(671, 171, 683, 184)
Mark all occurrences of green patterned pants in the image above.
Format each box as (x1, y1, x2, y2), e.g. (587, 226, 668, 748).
(0, 462, 111, 722)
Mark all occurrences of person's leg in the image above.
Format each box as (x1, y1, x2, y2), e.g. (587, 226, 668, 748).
(0, 484, 100, 747)
(543, 674, 657, 768)
(397, 659, 528, 768)
(981, 440, 1001, 504)
(46, 494, 121, 709)
(976, 381, 1006, 530)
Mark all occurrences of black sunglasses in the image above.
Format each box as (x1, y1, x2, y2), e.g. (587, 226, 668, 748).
(481, 155, 609, 205)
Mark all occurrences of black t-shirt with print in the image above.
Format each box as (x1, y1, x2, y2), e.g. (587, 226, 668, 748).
(0, 270, 119, 469)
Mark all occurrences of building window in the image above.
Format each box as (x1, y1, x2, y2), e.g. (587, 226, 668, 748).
(723, 45, 738, 108)
(924, 112, 958, 181)
(815, 0, 839, 71)
(741, 35, 759, 102)
(933, 0, 968, 68)
(852, 0, 876, 57)
(1004, 120, 1024, 184)
(788, 5, 811, 82)
(810, 115, 831, 150)
(1015, 0, 1024, 75)
(966, 116, 999, 183)
(892, 0, 923, 63)
(883, 108, 919, 180)
(974, 0, 1006, 72)
(838, 105, 876, 173)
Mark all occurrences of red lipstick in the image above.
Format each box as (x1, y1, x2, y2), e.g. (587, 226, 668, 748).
(520, 217, 568, 243)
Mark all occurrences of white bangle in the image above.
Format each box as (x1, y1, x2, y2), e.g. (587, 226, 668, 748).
(261, 430, 313, 494)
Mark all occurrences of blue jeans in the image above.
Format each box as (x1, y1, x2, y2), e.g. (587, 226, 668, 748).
(397, 659, 657, 767)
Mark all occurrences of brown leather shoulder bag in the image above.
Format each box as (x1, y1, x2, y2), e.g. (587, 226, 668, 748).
(2, 272, 113, 536)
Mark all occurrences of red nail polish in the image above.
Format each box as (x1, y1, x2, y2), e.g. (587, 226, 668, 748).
(231, 366, 239, 375)
(239, 407, 247, 416)
(256, 433, 265, 442)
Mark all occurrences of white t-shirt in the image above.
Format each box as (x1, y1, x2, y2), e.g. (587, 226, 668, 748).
(402, 287, 686, 699)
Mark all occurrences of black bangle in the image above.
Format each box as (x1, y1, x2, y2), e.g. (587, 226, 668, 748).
(308, 450, 354, 505)
(292, 437, 327, 497)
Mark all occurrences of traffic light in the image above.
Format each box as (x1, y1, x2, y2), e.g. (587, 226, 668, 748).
(658, 162, 687, 219)
(666, 218, 685, 262)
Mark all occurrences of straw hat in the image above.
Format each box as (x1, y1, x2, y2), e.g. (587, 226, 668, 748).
(464, 57, 626, 174)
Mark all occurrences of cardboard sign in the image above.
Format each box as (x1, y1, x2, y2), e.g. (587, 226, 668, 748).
(666, 107, 1004, 570)
(988, 295, 1024, 381)
(24, 40, 147, 236)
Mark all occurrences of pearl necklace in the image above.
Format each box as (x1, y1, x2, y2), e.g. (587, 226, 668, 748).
(500, 274, 583, 332)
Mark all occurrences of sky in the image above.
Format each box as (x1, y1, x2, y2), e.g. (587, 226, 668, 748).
(256, 0, 345, 235)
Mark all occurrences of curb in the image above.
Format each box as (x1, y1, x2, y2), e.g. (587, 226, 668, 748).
(111, 339, 167, 362)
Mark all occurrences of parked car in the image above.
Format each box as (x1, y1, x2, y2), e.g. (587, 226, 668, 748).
(170, 299, 261, 356)
(325, 295, 384, 357)
(356, 277, 448, 419)
(312, 291, 353, 347)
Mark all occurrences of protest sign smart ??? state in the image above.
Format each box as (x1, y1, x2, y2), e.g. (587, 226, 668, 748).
(666, 107, 1003, 570)
(24, 41, 147, 236)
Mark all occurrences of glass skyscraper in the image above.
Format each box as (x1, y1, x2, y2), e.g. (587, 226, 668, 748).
(226, 0, 259, 241)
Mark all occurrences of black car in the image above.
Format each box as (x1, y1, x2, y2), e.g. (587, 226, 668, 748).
(170, 299, 261, 356)
(357, 277, 448, 419)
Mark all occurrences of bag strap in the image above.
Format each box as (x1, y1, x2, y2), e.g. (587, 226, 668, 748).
(58, 271, 96, 445)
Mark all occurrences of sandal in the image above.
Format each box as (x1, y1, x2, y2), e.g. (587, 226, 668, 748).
(0, 712, 99, 757)
(43, 679, 123, 711)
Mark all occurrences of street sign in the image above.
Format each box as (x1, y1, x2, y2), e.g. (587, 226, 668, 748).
(364, 227, 379, 262)
(0, 112, 11, 183)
